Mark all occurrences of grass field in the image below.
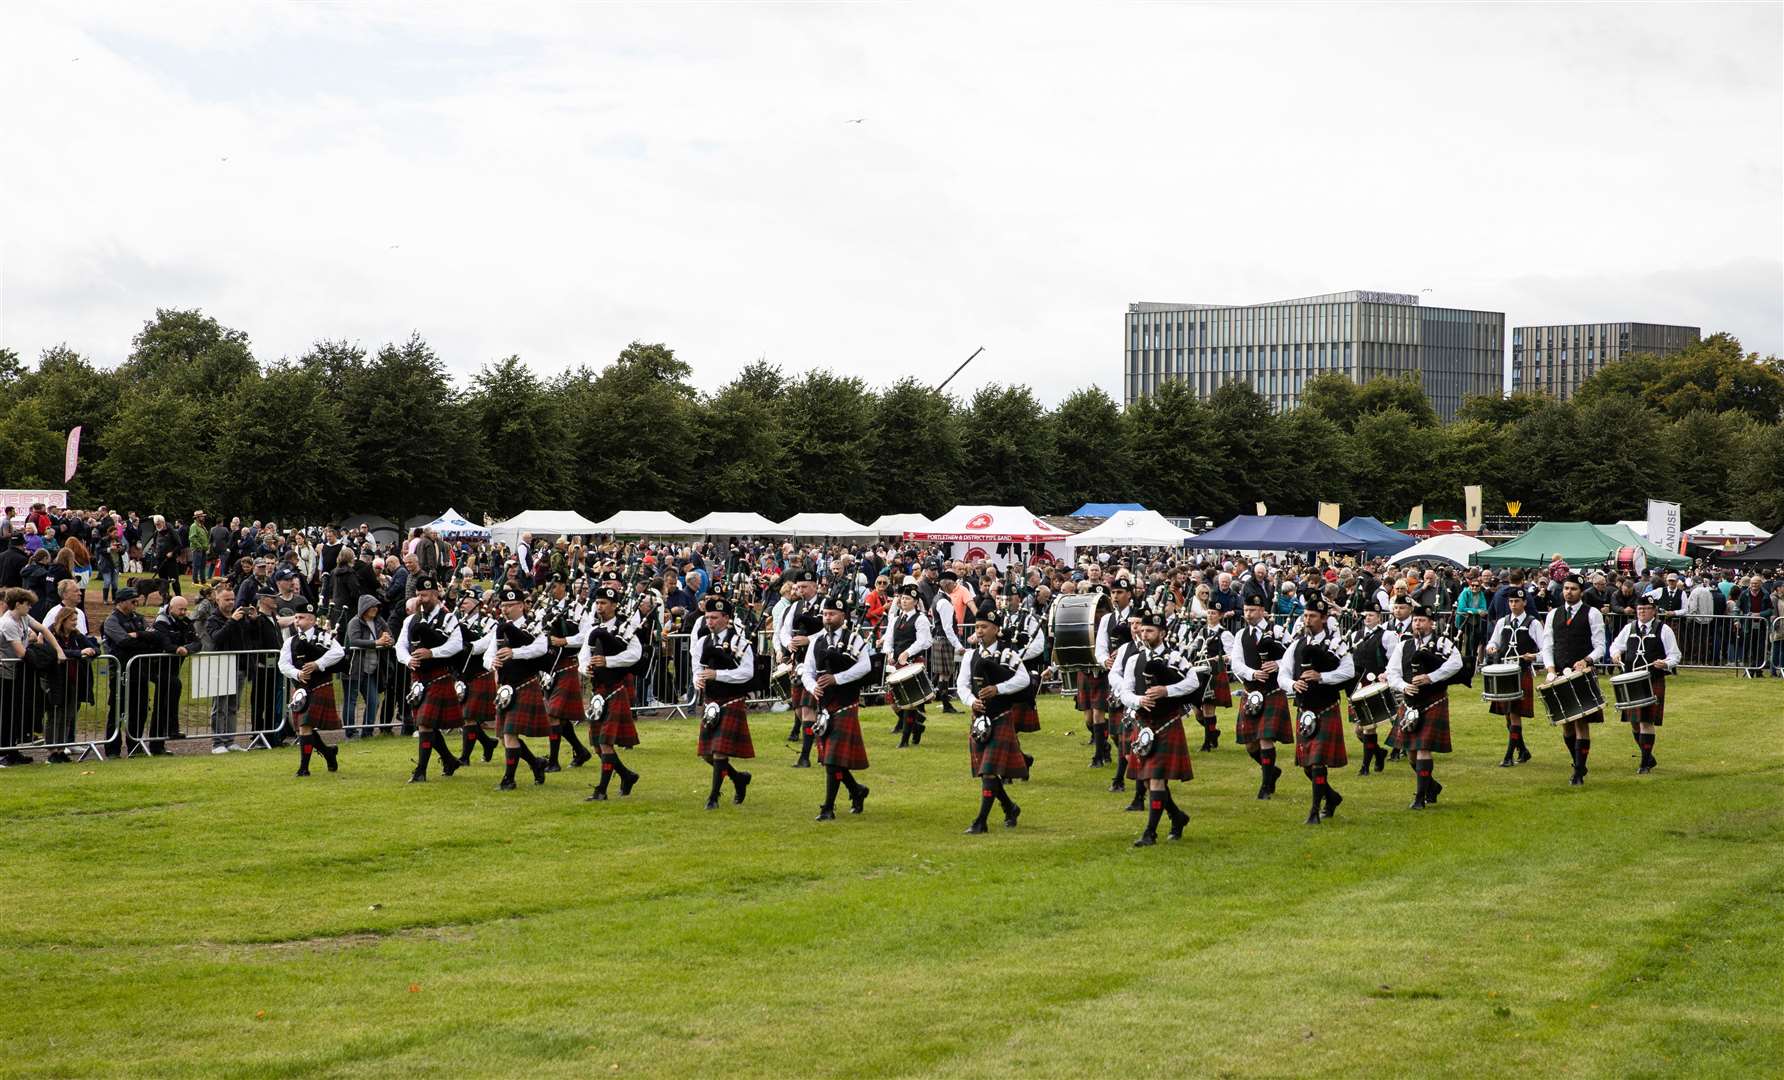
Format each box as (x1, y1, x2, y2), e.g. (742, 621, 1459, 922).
(4, 676, 1782, 1078)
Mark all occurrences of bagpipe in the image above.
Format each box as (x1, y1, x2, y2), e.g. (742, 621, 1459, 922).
(1241, 628, 1289, 718)
(1394, 634, 1456, 736)
(967, 642, 1025, 745)
(1291, 634, 1348, 738)
(1129, 643, 1193, 757)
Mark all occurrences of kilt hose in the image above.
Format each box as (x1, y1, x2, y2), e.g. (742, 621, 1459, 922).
(1619, 675, 1667, 727)
(544, 654, 585, 724)
(1401, 690, 1453, 754)
(817, 702, 870, 770)
(970, 712, 1029, 781)
(1236, 685, 1293, 744)
(1075, 669, 1111, 713)
(412, 667, 465, 730)
(296, 680, 342, 732)
(1009, 698, 1041, 733)
(588, 678, 640, 747)
(698, 698, 755, 761)
(499, 677, 553, 738)
(1488, 667, 1536, 721)
(460, 670, 498, 729)
(1131, 705, 1193, 782)
(1292, 701, 1347, 769)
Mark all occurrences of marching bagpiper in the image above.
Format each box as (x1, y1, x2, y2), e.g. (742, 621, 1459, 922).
(957, 602, 1029, 834)
(1087, 579, 1137, 768)
(800, 597, 872, 821)
(580, 584, 643, 801)
(1386, 604, 1461, 810)
(777, 570, 823, 765)
(1484, 590, 1544, 768)
(281, 602, 346, 777)
(1278, 598, 1355, 825)
(1190, 606, 1232, 751)
(1000, 587, 1046, 776)
(1105, 607, 1149, 811)
(395, 575, 464, 784)
(693, 596, 755, 810)
(540, 575, 594, 774)
(452, 589, 501, 766)
(882, 584, 933, 747)
(1116, 610, 1198, 847)
(1382, 596, 1414, 762)
(1608, 596, 1681, 775)
(1227, 595, 1293, 800)
(489, 584, 551, 790)
(1540, 575, 1607, 786)
(1348, 604, 1397, 775)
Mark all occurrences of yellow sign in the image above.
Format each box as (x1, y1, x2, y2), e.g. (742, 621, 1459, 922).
(1255, 502, 1267, 516)
(1317, 502, 1341, 529)
(1507, 501, 1521, 517)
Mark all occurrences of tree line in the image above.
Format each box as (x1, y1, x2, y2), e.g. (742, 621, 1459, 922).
(1, 310, 1780, 531)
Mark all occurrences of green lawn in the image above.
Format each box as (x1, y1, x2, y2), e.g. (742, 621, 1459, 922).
(3, 676, 1781, 1078)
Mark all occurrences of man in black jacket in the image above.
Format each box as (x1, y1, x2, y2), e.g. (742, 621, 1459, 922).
(149, 595, 201, 749)
(0, 536, 26, 590)
(203, 585, 254, 752)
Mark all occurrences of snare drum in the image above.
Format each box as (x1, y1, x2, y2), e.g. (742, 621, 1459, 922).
(1480, 661, 1525, 703)
(1348, 681, 1397, 728)
(886, 663, 936, 709)
(770, 662, 796, 700)
(1539, 668, 1604, 724)
(1049, 592, 1111, 671)
(1610, 667, 1657, 711)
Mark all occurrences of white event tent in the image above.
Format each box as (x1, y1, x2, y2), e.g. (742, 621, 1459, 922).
(488, 509, 603, 549)
(1064, 509, 1195, 549)
(1386, 532, 1492, 568)
(1683, 520, 1772, 547)
(904, 505, 1073, 567)
(588, 510, 701, 537)
(688, 511, 789, 537)
(778, 512, 878, 539)
(868, 513, 931, 536)
(419, 508, 489, 540)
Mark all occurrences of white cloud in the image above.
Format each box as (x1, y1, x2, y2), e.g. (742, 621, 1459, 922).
(2, 2, 1779, 401)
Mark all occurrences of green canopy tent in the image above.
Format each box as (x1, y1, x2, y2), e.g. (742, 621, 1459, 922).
(1595, 523, 1692, 570)
(1472, 521, 1687, 570)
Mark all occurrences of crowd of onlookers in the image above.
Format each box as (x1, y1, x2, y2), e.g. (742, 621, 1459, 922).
(2, 499, 1780, 768)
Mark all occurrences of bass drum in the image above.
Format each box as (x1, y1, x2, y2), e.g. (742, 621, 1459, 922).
(1049, 592, 1112, 672)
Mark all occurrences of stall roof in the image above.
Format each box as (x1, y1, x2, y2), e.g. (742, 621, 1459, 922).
(1065, 509, 1195, 549)
(1181, 515, 1366, 553)
(904, 505, 1072, 543)
(1338, 516, 1417, 558)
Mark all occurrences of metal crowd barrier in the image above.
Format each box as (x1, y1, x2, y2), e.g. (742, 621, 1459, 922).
(0, 654, 120, 763)
(119, 649, 291, 756)
(344, 645, 411, 737)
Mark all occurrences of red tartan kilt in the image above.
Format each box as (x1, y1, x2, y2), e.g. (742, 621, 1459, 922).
(698, 699, 755, 760)
(817, 705, 869, 770)
(1132, 707, 1193, 781)
(1404, 692, 1452, 753)
(461, 671, 498, 728)
(545, 656, 584, 722)
(788, 681, 812, 712)
(299, 681, 342, 731)
(1075, 671, 1110, 712)
(414, 674, 465, 730)
(1009, 700, 1041, 733)
(590, 680, 639, 747)
(1235, 686, 1292, 744)
(1211, 676, 1233, 708)
(1620, 675, 1666, 726)
(1293, 702, 1348, 768)
(500, 678, 552, 737)
(970, 715, 1029, 780)
(1487, 668, 1536, 717)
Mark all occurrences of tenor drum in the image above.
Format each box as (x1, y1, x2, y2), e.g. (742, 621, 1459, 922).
(1480, 662, 1525, 703)
(1613, 546, 1647, 577)
(1538, 668, 1604, 724)
(886, 663, 936, 709)
(770, 662, 796, 700)
(1610, 667, 1657, 711)
(1049, 592, 1111, 671)
(1348, 681, 1397, 728)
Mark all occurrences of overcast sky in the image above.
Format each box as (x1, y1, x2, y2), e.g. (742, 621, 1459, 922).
(4, 2, 1780, 404)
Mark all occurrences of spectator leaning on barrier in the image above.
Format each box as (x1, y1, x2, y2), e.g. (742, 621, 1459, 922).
(203, 585, 253, 753)
(3, 587, 65, 766)
(44, 605, 98, 763)
(344, 593, 393, 739)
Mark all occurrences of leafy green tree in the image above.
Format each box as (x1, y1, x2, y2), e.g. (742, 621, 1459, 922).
(332, 334, 467, 523)
(1298, 373, 1363, 431)
(1272, 410, 1352, 515)
(1426, 418, 1498, 519)
(562, 343, 698, 516)
(1206, 382, 1282, 520)
(0, 399, 66, 487)
(463, 356, 569, 518)
(1125, 381, 1217, 514)
(1730, 422, 1784, 530)
(1663, 409, 1755, 523)
(86, 386, 210, 512)
(1456, 391, 1550, 427)
(959, 384, 1055, 508)
(1567, 396, 1669, 522)
(1576, 333, 1784, 423)
(209, 363, 353, 523)
(1348, 409, 1436, 520)
(122, 309, 258, 398)
(864, 378, 962, 518)
(697, 374, 793, 519)
(1356, 373, 1439, 427)
(778, 371, 876, 517)
(1048, 387, 1131, 511)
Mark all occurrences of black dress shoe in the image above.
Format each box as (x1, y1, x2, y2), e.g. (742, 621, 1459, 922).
(482, 744, 497, 762)
(498, 777, 517, 791)
(1108, 779, 1126, 793)
(1426, 779, 1442, 804)
(1500, 754, 1516, 768)
(964, 821, 988, 834)
(1406, 796, 1426, 810)
(1517, 749, 1533, 763)
(1003, 804, 1021, 828)
(294, 766, 311, 778)
(542, 761, 562, 774)
(1359, 760, 1372, 776)
(571, 750, 592, 768)
(530, 761, 548, 785)
(407, 771, 427, 784)
(1132, 832, 1157, 848)
(1305, 809, 1323, 825)
(705, 797, 720, 810)
(1323, 791, 1342, 818)
(1568, 774, 1584, 786)
(850, 786, 869, 814)
(1256, 781, 1272, 801)
(324, 751, 339, 773)
(621, 772, 640, 797)
(440, 756, 458, 777)
(731, 772, 750, 804)
(584, 790, 608, 802)
(792, 759, 811, 769)
(1124, 794, 1146, 812)
(1167, 810, 1188, 839)
(815, 807, 837, 821)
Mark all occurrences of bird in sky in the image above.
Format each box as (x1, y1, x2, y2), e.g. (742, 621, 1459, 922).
(844, 118, 866, 124)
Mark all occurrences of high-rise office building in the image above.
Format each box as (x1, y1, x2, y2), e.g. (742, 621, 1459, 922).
(1510, 322, 1700, 400)
(1123, 290, 1504, 421)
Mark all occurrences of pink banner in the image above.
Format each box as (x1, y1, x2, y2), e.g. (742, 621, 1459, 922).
(64, 426, 81, 482)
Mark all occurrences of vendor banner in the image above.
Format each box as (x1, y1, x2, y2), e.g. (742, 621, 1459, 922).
(1646, 500, 1682, 554)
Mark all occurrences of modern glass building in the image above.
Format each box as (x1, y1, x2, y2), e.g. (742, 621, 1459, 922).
(1510, 322, 1700, 400)
(1123, 291, 1505, 421)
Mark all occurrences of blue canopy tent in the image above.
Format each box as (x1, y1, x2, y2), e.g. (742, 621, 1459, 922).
(1181, 515, 1368, 553)
(1338, 516, 1416, 559)
(1071, 502, 1146, 518)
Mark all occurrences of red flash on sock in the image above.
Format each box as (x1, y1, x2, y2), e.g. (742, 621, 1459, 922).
(981, 789, 993, 798)
(602, 762, 614, 772)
